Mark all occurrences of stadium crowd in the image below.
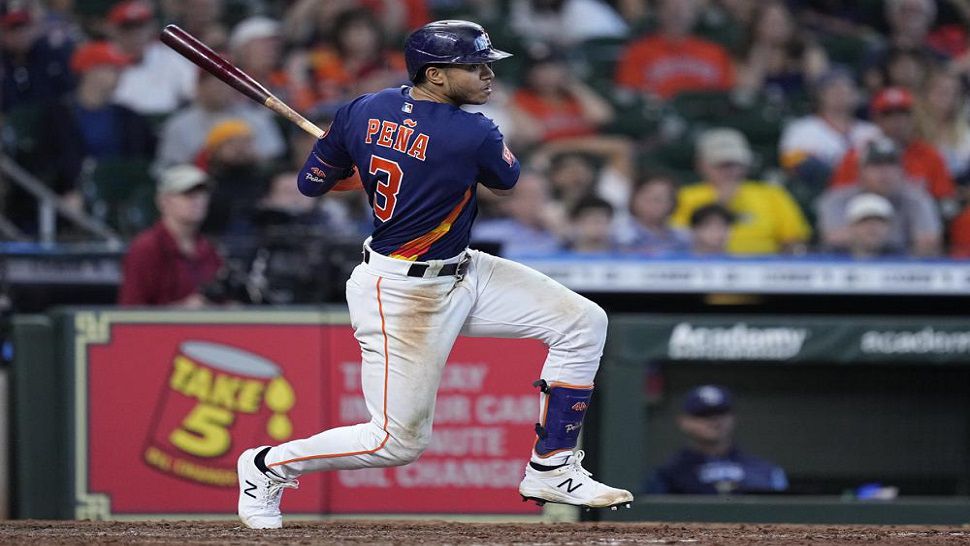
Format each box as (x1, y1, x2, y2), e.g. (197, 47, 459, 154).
(3, 0, 970, 268)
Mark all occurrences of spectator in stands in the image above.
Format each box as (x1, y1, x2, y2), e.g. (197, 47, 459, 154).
(829, 87, 957, 206)
(155, 68, 286, 170)
(948, 206, 970, 258)
(531, 136, 635, 216)
(108, 0, 197, 117)
(670, 128, 811, 255)
(41, 41, 156, 212)
(734, 1, 829, 103)
(1, 2, 75, 112)
(510, 45, 614, 145)
(472, 172, 563, 256)
(509, 0, 629, 49)
(196, 119, 271, 236)
(818, 136, 942, 257)
(229, 16, 313, 115)
(779, 68, 881, 187)
(567, 195, 617, 254)
(882, 46, 933, 91)
(615, 0, 735, 100)
(826, 193, 904, 258)
(621, 175, 690, 255)
(164, 0, 226, 50)
(299, 8, 407, 106)
(643, 385, 789, 495)
(917, 69, 970, 187)
(689, 203, 734, 256)
(119, 164, 222, 307)
(862, 0, 949, 93)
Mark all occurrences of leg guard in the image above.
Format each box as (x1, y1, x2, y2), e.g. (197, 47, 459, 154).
(532, 379, 593, 459)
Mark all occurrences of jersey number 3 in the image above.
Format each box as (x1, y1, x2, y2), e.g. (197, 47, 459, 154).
(369, 155, 403, 222)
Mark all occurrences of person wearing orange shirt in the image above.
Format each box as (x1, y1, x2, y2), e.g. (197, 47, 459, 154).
(615, 0, 735, 100)
(830, 87, 956, 208)
(511, 46, 614, 144)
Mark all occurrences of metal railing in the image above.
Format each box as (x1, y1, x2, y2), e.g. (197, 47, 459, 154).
(0, 154, 121, 247)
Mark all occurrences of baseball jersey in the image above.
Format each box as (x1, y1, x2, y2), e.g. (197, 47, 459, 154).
(644, 447, 788, 494)
(300, 86, 520, 261)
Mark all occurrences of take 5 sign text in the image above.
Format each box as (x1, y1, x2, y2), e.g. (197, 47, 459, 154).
(71, 310, 545, 518)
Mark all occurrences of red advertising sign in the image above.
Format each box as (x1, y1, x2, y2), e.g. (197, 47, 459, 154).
(327, 332, 548, 513)
(77, 312, 544, 517)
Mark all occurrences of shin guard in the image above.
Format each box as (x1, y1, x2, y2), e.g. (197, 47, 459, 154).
(532, 379, 594, 458)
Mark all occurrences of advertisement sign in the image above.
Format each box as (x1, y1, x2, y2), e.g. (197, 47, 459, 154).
(74, 311, 544, 518)
(328, 335, 548, 513)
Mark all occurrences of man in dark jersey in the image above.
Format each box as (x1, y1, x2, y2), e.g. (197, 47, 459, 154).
(237, 20, 633, 529)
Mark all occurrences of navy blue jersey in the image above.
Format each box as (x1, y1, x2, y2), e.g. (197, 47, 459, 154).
(643, 447, 788, 495)
(299, 87, 520, 260)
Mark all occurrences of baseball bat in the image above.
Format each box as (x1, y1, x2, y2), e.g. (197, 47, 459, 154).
(160, 24, 324, 139)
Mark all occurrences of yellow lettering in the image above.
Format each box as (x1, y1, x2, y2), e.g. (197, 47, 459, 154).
(210, 374, 242, 410)
(169, 356, 196, 393)
(169, 403, 234, 457)
(182, 366, 212, 402)
(237, 380, 265, 413)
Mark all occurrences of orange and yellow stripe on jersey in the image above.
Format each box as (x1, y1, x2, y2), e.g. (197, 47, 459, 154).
(389, 188, 472, 261)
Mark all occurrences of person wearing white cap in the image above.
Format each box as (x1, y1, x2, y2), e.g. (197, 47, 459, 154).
(118, 165, 223, 307)
(817, 136, 942, 256)
(670, 128, 811, 255)
(834, 193, 903, 258)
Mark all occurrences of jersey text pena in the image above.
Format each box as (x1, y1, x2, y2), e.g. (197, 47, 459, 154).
(297, 86, 520, 262)
(365, 118, 430, 161)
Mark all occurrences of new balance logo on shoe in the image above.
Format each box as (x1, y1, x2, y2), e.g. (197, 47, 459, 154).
(557, 478, 583, 493)
(244, 480, 257, 499)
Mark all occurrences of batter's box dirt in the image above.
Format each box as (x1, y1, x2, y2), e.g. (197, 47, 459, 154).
(1, 520, 968, 545)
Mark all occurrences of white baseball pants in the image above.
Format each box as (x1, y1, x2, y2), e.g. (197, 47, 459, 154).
(265, 244, 607, 478)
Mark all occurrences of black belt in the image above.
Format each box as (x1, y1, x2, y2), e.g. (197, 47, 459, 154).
(363, 248, 469, 278)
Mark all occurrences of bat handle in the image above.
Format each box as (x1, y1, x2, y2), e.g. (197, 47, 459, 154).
(265, 96, 325, 139)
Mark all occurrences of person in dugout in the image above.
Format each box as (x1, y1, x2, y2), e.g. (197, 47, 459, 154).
(644, 384, 789, 494)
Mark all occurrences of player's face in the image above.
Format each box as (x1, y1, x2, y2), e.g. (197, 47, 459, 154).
(441, 63, 495, 105)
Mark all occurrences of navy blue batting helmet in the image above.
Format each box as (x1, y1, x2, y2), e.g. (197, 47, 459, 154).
(404, 20, 512, 82)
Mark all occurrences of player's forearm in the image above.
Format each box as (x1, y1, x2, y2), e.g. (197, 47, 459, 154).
(297, 149, 355, 197)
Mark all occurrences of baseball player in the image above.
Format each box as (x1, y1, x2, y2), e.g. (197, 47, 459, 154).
(236, 20, 633, 529)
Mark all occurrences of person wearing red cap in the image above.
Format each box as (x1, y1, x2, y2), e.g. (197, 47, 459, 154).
(107, 0, 197, 116)
(17, 40, 157, 225)
(829, 87, 957, 208)
(1, 2, 76, 113)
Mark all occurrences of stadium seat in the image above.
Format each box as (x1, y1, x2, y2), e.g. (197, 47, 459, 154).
(82, 158, 157, 236)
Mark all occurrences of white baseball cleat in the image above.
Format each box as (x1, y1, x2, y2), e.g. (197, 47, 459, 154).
(518, 450, 633, 509)
(237, 447, 299, 529)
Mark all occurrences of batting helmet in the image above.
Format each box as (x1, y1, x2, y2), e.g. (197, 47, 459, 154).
(404, 20, 512, 82)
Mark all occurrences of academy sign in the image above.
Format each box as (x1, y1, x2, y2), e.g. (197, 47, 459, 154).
(667, 322, 810, 360)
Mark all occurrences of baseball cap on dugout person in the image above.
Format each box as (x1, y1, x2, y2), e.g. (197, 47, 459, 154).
(158, 165, 212, 194)
(697, 128, 753, 166)
(682, 385, 734, 417)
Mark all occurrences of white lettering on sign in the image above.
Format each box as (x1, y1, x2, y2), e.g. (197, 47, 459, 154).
(475, 395, 536, 424)
(439, 363, 489, 391)
(340, 362, 360, 390)
(339, 395, 368, 422)
(425, 427, 506, 456)
(433, 395, 472, 424)
(338, 468, 392, 487)
(668, 322, 809, 360)
(395, 459, 523, 487)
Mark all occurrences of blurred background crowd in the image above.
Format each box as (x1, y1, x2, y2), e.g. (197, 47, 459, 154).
(3, 0, 970, 281)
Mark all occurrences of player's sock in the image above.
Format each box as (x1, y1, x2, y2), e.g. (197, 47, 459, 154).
(529, 460, 568, 472)
(254, 446, 285, 480)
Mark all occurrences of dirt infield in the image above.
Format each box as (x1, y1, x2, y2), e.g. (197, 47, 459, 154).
(1, 520, 969, 545)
